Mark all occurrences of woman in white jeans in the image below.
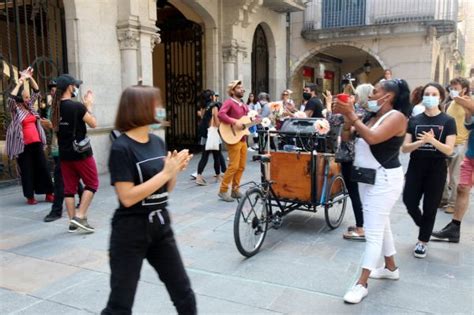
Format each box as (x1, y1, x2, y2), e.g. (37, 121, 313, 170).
(335, 79, 412, 304)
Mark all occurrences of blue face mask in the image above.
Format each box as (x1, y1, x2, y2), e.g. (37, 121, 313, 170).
(367, 100, 382, 113)
(422, 96, 439, 109)
(151, 108, 166, 130)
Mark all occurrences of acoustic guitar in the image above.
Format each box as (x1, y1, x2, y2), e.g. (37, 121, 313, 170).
(219, 116, 259, 145)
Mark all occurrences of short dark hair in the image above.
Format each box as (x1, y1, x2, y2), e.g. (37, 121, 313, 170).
(115, 85, 161, 132)
(305, 83, 317, 92)
(450, 77, 470, 94)
(380, 79, 411, 117)
(200, 89, 214, 108)
(421, 82, 446, 104)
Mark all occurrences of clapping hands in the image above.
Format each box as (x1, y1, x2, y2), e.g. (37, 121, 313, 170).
(164, 149, 193, 178)
(417, 129, 435, 145)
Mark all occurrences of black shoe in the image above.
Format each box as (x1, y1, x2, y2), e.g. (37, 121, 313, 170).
(432, 222, 460, 243)
(44, 211, 62, 222)
(68, 224, 78, 233)
(414, 242, 427, 258)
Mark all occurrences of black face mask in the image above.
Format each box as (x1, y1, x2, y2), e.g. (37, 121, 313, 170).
(302, 92, 312, 101)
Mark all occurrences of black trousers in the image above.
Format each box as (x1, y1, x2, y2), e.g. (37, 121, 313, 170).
(197, 144, 226, 175)
(51, 156, 84, 214)
(17, 142, 53, 198)
(403, 158, 447, 242)
(340, 161, 364, 228)
(102, 212, 196, 315)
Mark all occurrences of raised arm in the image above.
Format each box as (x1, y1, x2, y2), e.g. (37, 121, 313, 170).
(345, 110, 406, 145)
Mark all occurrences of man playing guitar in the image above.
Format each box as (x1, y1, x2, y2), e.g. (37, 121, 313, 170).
(217, 80, 250, 202)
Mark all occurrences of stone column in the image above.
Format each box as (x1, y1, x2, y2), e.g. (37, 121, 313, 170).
(117, 27, 140, 88)
(223, 41, 238, 87)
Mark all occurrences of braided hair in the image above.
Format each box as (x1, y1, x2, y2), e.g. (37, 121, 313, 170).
(51, 87, 65, 132)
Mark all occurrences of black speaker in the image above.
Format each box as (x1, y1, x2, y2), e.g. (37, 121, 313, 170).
(280, 118, 322, 135)
(279, 118, 342, 153)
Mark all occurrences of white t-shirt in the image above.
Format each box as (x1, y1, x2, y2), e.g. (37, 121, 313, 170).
(412, 104, 425, 116)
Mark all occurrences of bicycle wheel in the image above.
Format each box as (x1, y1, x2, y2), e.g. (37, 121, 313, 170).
(324, 175, 347, 229)
(233, 187, 269, 257)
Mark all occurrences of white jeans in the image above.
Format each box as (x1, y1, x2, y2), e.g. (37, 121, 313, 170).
(358, 167, 404, 270)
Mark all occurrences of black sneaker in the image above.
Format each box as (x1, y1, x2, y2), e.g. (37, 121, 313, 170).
(414, 242, 427, 258)
(68, 224, 78, 233)
(70, 216, 95, 233)
(432, 222, 460, 243)
(44, 211, 62, 222)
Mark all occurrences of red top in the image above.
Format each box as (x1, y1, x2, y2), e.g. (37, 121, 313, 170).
(218, 98, 249, 142)
(22, 114, 41, 145)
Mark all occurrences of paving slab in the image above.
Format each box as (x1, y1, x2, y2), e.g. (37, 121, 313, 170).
(1, 152, 473, 314)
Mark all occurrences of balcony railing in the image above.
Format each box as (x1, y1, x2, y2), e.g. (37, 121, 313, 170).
(303, 0, 458, 33)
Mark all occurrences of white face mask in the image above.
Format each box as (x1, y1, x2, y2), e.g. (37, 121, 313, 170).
(72, 87, 79, 98)
(422, 96, 440, 109)
(449, 90, 460, 98)
(367, 100, 381, 113)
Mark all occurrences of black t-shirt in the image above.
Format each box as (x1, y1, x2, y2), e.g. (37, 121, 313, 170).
(58, 100, 93, 160)
(305, 97, 324, 118)
(198, 101, 219, 138)
(109, 133, 168, 216)
(407, 112, 457, 159)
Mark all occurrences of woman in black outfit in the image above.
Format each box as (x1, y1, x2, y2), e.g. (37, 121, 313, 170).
(102, 85, 196, 315)
(402, 82, 456, 259)
(195, 89, 226, 185)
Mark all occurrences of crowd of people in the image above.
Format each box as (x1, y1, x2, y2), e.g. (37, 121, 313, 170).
(3, 65, 473, 311)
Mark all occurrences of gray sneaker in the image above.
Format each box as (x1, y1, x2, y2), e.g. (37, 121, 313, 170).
(68, 224, 78, 233)
(231, 190, 243, 199)
(70, 217, 95, 233)
(218, 191, 234, 202)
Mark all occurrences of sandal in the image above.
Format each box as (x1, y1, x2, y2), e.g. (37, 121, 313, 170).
(343, 230, 365, 241)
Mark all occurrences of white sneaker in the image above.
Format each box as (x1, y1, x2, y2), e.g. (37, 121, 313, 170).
(369, 267, 400, 280)
(343, 284, 368, 304)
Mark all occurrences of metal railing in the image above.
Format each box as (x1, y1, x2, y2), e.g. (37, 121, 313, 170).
(304, 0, 458, 31)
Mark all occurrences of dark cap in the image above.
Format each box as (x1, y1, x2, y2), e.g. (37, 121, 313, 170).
(56, 74, 83, 90)
(48, 79, 57, 89)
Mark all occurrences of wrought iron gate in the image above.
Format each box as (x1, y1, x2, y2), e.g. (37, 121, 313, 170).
(159, 19, 203, 151)
(0, 0, 67, 180)
(252, 25, 269, 95)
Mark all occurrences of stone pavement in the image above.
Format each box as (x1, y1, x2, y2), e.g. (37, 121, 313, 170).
(0, 152, 473, 315)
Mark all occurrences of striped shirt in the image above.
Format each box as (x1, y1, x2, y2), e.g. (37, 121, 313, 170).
(5, 91, 47, 159)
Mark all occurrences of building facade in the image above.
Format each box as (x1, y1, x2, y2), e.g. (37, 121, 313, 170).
(288, 0, 469, 102)
(0, 0, 471, 181)
(0, 0, 304, 180)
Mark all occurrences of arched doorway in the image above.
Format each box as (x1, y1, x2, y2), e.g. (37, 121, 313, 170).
(154, 2, 203, 151)
(251, 25, 269, 94)
(0, 0, 67, 180)
(290, 45, 384, 104)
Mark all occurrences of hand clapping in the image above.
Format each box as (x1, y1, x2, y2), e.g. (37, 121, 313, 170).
(164, 149, 193, 178)
(417, 129, 435, 144)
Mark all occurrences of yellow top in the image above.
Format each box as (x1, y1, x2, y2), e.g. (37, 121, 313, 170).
(447, 101, 469, 145)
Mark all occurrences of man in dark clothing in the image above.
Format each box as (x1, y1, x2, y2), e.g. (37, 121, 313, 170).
(303, 83, 324, 118)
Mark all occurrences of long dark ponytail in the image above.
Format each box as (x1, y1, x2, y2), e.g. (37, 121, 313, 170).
(381, 79, 411, 117)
